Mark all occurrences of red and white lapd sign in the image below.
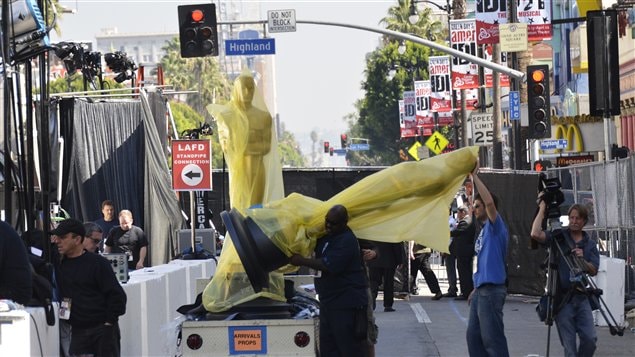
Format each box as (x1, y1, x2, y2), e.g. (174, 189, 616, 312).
(172, 139, 212, 191)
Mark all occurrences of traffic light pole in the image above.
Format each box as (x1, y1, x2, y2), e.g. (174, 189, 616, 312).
(218, 19, 525, 80)
(510, 0, 523, 170)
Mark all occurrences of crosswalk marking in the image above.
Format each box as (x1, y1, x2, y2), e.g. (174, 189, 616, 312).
(410, 303, 431, 323)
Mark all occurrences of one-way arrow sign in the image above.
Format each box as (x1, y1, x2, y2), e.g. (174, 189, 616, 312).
(184, 170, 202, 180)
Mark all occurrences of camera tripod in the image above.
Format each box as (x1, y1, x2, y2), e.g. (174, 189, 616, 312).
(541, 217, 625, 357)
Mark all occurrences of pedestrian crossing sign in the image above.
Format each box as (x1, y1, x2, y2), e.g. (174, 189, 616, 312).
(425, 131, 449, 155)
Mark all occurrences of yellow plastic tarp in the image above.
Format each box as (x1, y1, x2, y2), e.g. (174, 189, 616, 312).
(202, 145, 479, 312)
(206, 73, 284, 210)
(202, 72, 479, 312)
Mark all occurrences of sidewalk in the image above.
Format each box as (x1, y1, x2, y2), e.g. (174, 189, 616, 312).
(372, 262, 635, 357)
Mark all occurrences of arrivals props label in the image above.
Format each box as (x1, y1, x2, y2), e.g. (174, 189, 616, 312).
(484, 45, 510, 87)
(414, 80, 434, 134)
(475, 0, 508, 44)
(517, 0, 552, 41)
(450, 19, 479, 90)
(429, 56, 452, 112)
(401, 91, 418, 137)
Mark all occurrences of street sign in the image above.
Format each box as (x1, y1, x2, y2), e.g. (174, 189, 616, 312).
(499, 23, 528, 52)
(509, 91, 520, 120)
(349, 143, 370, 151)
(267, 9, 296, 33)
(333, 149, 347, 155)
(470, 112, 494, 146)
(425, 131, 449, 155)
(225, 38, 275, 56)
(172, 139, 212, 191)
(408, 141, 422, 160)
(540, 139, 568, 150)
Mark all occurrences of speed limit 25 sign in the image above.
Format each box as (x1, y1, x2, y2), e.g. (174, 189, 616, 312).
(470, 113, 494, 146)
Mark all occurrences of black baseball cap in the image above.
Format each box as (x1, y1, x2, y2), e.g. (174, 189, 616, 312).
(49, 218, 86, 237)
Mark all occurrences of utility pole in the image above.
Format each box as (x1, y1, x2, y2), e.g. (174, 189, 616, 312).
(452, 0, 468, 149)
(492, 43, 503, 169)
(510, 0, 524, 170)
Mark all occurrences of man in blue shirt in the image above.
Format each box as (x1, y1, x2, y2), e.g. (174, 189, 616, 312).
(290, 204, 368, 357)
(466, 171, 510, 357)
(531, 200, 599, 357)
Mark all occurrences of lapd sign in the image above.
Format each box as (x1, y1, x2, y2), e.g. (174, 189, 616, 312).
(268, 9, 296, 33)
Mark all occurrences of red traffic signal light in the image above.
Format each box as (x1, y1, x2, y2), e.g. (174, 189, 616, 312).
(527, 65, 551, 139)
(340, 134, 348, 148)
(533, 160, 552, 172)
(178, 4, 219, 58)
(329, 147, 334, 156)
(323, 141, 330, 153)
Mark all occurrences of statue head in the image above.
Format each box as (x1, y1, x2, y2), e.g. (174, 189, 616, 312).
(232, 74, 256, 110)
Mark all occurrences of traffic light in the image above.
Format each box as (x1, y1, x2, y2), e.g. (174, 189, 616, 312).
(340, 134, 348, 148)
(527, 65, 551, 139)
(533, 160, 552, 171)
(323, 141, 330, 153)
(329, 147, 334, 156)
(178, 4, 219, 58)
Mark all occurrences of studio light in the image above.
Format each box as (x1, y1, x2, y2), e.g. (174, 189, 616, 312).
(5, 0, 51, 61)
(54, 42, 84, 73)
(104, 51, 137, 83)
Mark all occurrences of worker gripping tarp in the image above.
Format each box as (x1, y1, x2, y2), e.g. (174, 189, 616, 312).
(202, 146, 479, 312)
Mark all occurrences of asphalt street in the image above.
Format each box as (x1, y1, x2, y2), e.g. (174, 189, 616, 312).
(372, 264, 635, 357)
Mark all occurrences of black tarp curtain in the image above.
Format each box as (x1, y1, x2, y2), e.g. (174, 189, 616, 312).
(480, 171, 545, 295)
(53, 92, 183, 266)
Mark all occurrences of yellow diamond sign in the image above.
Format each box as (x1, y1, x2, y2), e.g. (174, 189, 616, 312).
(425, 131, 449, 155)
(408, 141, 422, 161)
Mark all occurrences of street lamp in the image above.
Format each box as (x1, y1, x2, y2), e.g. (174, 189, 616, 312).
(398, 40, 407, 55)
(387, 64, 398, 81)
(409, 0, 453, 24)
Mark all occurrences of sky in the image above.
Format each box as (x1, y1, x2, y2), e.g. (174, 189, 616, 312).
(52, 0, 398, 158)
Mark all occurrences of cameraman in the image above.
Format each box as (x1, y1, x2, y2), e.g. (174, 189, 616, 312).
(530, 197, 599, 357)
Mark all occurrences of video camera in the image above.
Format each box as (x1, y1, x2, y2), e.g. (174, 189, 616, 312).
(180, 122, 213, 140)
(539, 174, 564, 220)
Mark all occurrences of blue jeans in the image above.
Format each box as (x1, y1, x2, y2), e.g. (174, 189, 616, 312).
(466, 284, 509, 357)
(555, 294, 597, 357)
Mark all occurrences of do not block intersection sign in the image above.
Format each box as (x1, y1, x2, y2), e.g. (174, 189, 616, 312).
(172, 139, 212, 191)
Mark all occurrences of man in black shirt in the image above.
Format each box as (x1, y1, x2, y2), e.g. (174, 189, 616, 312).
(52, 218, 127, 357)
(0, 221, 32, 304)
(104, 210, 148, 270)
(290, 205, 369, 356)
(95, 200, 118, 237)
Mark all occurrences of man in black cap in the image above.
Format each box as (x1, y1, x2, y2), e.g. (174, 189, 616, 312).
(51, 218, 127, 357)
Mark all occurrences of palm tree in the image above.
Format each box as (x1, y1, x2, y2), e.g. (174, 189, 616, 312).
(160, 38, 231, 121)
(380, 0, 445, 41)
